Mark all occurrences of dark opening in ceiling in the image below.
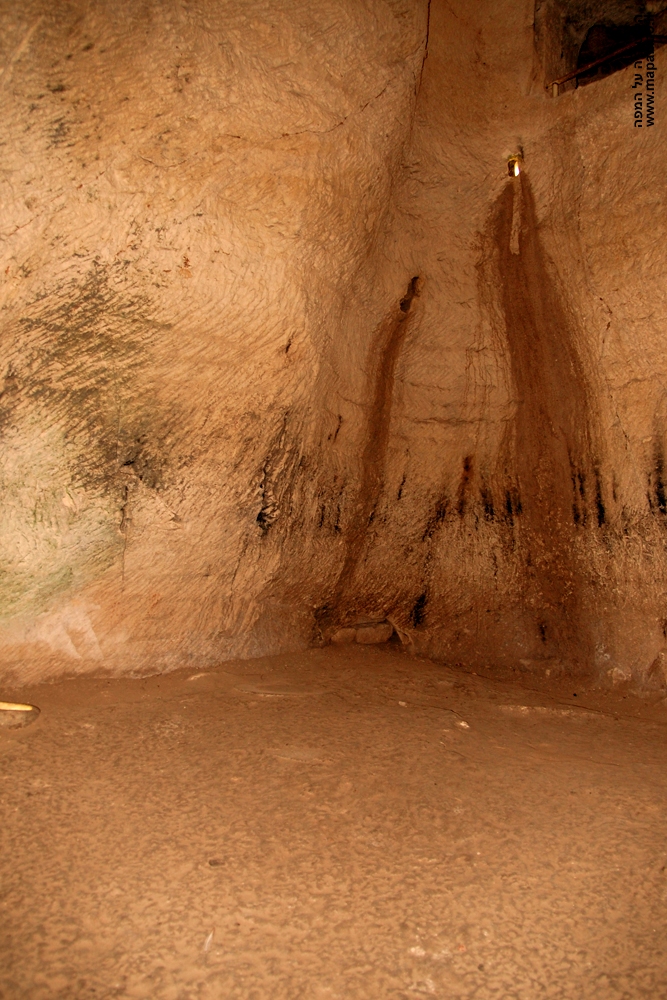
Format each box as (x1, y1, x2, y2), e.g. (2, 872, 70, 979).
(534, 0, 667, 94)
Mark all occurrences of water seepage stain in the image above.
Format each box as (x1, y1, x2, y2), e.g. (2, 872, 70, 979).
(486, 172, 598, 663)
(318, 277, 419, 626)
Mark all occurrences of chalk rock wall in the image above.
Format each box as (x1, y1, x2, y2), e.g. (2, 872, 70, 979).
(359, 0, 667, 684)
(0, 0, 426, 680)
(1, 0, 666, 686)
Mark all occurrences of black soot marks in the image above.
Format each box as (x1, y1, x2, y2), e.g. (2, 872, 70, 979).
(578, 471, 586, 500)
(505, 491, 514, 525)
(570, 464, 587, 527)
(48, 118, 70, 147)
(410, 592, 428, 627)
(315, 478, 346, 534)
(594, 468, 605, 526)
(15, 264, 156, 493)
(256, 507, 274, 531)
(256, 413, 299, 534)
(570, 460, 607, 528)
(480, 481, 495, 521)
(119, 434, 164, 489)
(504, 488, 522, 526)
(538, 621, 547, 643)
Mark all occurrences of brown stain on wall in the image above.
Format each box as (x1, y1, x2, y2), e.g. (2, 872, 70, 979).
(488, 172, 597, 665)
(319, 277, 419, 625)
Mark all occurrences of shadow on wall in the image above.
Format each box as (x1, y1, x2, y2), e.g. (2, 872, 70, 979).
(483, 170, 603, 669)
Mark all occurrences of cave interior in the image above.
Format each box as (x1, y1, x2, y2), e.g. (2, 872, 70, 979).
(1, 1, 667, 997)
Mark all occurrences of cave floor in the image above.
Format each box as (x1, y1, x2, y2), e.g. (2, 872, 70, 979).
(1, 645, 667, 1000)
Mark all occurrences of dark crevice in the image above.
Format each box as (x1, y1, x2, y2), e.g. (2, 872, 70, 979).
(331, 414, 343, 443)
(400, 276, 419, 313)
(397, 472, 406, 501)
(417, 0, 431, 94)
(410, 592, 427, 627)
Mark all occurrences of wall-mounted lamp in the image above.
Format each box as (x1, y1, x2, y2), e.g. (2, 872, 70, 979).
(507, 155, 522, 177)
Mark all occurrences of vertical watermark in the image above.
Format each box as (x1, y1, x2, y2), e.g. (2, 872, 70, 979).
(633, 51, 656, 128)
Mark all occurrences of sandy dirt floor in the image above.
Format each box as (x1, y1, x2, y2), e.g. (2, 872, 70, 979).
(1, 644, 667, 1000)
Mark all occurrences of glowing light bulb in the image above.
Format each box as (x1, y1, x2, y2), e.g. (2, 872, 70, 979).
(507, 155, 522, 177)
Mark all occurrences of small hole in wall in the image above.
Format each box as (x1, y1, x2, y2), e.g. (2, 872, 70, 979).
(399, 276, 420, 313)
